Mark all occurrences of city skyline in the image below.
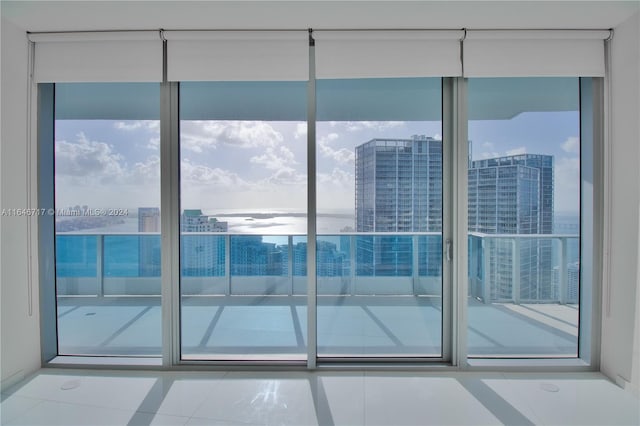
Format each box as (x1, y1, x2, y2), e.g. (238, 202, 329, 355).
(54, 129, 580, 238)
(54, 111, 580, 216)
(55, 134, 579, 302)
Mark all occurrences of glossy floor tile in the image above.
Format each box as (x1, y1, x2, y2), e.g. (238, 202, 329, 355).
(2, 369, 638, 425)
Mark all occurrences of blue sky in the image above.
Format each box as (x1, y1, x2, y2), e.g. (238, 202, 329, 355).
(54, 109, 580, 218)
(470, 111, 581, 214)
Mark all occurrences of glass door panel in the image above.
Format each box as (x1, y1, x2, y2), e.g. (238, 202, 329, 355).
(54, 83, 162, 356)
(467, 78, 580, 357)
(316, 78, 444, 358)
(179, 82, 307, 360)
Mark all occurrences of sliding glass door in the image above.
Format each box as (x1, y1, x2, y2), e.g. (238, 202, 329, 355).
(38, 29, 601, 368)
(179, 82, 308, 360)
(466, 78, 581, 358)
(54, 83, 162, 356)
(315, 78, 445, 358)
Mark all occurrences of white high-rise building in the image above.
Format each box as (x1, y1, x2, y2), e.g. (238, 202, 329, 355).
(181, 210, 227, 277)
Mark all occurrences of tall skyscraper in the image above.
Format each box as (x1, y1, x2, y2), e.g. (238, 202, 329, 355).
(468, 154, 554, 301)
(181, 209, 226, 277)
(355, 136, 443, 277)
(138, 207, 160, 232)
(468, 155, 553, 234)
(354, 136, 556, 302)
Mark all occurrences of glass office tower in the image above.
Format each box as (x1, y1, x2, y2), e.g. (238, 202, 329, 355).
(468, 154, 555, 301)
(355, 136, 443, 277)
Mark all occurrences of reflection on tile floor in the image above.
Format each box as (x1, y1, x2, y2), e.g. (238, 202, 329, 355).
(2, 370, 638, 425)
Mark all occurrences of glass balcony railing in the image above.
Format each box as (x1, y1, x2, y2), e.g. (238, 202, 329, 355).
(468, 233, 580, 305)
(54, 232, 580, 358)
(56, 232, 578, 303)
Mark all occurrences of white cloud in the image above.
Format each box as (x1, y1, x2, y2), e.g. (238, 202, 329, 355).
(147, 137, 160, 150)
(250, 146, 297, 171)
(180, 121, 284, 153)
(181, 159, 250, 188)
(217, 121, 283, 148)
(55, 132, 124, 180)
(318, 167, 354, 188)
(56, 132, 164, 189)
(481, 141, 495, 150)
(348, 121, 405, 132)
(294, 123, 307, 140)
(505, 146, 527, 156)
(264, 168, 306, 186)
(326, 147, 355, 164)
(318, 133, 355, 165)
(54, 133, 164, 208)
(321, 133, 339, 143)
(475, 144, 528, 161)
(473, 141, 499, 160)
(478, 153, 494, 160)
(130, 155, 160, 184)
(114, 121, 159, 132)
(561, 136, 580, 154)
(317, 168, 354, 211)
(328, 121, 405, 132)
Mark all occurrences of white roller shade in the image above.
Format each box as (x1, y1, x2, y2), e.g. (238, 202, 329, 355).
(165, 31, 309, 81)
(314, 30, 463, 79)
(28, 31, 163, 83)
(463, 30, 610, 77)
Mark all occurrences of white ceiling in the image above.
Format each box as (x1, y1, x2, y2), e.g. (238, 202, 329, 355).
(2, 0, 639, 33)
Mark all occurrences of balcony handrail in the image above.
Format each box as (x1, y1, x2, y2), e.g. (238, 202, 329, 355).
(468, 232, 579, 239)
(56, 231, 579, 304)
(55, 231, 446, 237)
(56, 231, 579, 238)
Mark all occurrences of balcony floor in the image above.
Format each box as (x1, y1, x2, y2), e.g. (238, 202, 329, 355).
(56, 296, 578, 359)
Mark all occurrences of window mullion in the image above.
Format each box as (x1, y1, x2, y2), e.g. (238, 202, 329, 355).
(452, 77, 469, 367)
(160, 37, 181, 366)
(307, 31, 318, 369)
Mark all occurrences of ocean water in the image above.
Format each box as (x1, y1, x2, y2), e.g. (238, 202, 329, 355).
(66, 213, 354, 235)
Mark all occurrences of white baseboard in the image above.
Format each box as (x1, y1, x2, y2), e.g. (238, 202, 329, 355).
(616, 374, 640, 397)
(1, 369, 25, 393)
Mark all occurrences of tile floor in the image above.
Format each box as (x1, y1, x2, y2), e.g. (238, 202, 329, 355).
(1, 369, 638, 425)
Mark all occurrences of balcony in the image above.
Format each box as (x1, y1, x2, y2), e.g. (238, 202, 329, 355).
(55, 232, 579, 359)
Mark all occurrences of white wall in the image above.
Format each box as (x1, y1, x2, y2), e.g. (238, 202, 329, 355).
(1, 3, 639, 390)
(0, 17, 41, 390)
(602, 10, 640, 395)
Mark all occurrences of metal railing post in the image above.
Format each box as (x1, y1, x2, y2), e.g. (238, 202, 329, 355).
(97, 234, 104, 297)
(288, 235, 294, 295)
(482, 238, 491, 303)
(350, 235, 356, 296)
(559, 237, 568, 304)
(225, 234, 231, 296)
(412, 235, 419, 295)
(512, 238, 521, 304)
